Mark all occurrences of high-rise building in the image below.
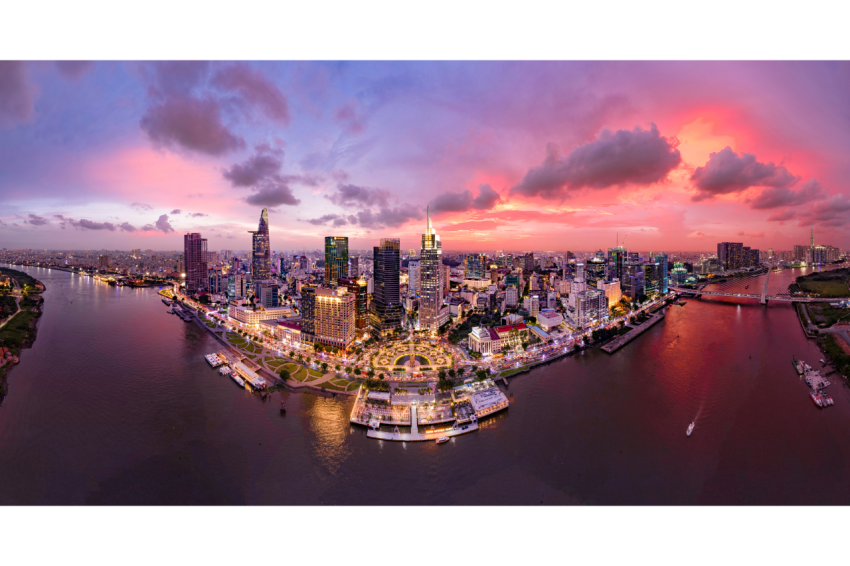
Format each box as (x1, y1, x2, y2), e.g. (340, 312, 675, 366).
(622, 261, 645, 301)
(575, 288, 609, 328)
(643, 261, 661, 297)
(370, 238, 402, 335)
(339, 277, 369, 337)
(585, 257, 606, 286)
(256, 281, 281, 308)
(184, 232, 208, 293)
(300, 286, 356, 350)
(408, 260, 421, 294)
(523, 295, 540, 319)
(523, 252, 535, 273)
(419, 207, 443, 334)
(324, 236, 349, 286)
(249, 208, 271, 280)
(131, 249, 141, 259)
(717, 242, 744, 271)
(99, 254, 109, 268)
(228, 274, 248, 300)
(442, 264, 451, 294)
(653, 253, 669, 294)
(465, 253, 486, 279)
(279, 256, 286, 278)
(350, 256, 359, 278)
(596, 279, 621, 306)
(505, 285, 518, 307)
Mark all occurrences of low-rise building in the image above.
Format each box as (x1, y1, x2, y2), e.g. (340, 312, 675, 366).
(537, 309, 564, 332)
(228, 304, 291, 326)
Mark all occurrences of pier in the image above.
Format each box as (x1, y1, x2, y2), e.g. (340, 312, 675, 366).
(602, 312, 665, 354)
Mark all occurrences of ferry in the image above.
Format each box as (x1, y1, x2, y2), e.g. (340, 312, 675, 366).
(231, 372, 245, 387)
(436, 436, 450, 444)
(686, 422, 695, 437)
(792, 357, 804, 375)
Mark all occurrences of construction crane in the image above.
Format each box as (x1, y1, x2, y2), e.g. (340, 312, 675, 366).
(621, 233, 628, 249)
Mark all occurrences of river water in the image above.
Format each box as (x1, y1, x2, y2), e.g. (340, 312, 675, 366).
(1, 264, 849, 505)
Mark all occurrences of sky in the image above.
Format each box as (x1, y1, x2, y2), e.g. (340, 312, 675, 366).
(1, 60, 849, 253)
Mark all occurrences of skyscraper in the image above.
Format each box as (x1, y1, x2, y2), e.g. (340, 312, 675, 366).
(350, 256, 359, 278)
(324, 236, 349, 286)
(370, 238, 402, 335)
(717, 242, 744, 271)
(418, 207, 443, 334)
(607, 247, 625, 282)
(339, 277, 369, 336)
(653, 253, 669, 294)
(249, 208, 271, 281)
(184, 232, 208, 294)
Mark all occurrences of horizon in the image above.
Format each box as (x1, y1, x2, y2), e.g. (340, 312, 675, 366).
(2, 61, 849, 252)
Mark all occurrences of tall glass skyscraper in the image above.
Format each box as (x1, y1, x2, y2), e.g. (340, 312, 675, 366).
(418, 207, 443, 334)
(324, 236, 349, 286)
(249, 208, 271, 281)
(370, 238, 402, 335)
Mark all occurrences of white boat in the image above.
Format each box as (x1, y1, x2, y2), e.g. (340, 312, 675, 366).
(231, 372, 245, 387)
(686, 422, 695, 436)
(436, 436, 450, 444)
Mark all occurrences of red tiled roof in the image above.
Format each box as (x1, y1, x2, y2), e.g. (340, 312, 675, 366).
(495, 323, 527, 334)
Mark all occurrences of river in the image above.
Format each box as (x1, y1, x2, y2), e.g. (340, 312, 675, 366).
(1, 264, 849, 504)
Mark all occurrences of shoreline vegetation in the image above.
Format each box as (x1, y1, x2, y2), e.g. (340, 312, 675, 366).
(0, 268, 45, 403)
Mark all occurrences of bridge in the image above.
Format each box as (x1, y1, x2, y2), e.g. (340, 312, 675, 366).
(671, 268, 850, 304)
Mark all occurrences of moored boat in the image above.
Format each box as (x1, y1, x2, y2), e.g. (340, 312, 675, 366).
(810, 391, 823, 407)
(436, 436, 450, 444)
(231, 372, 245, 387)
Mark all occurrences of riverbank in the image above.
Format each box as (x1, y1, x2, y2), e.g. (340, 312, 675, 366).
(0, 268, 45, 402)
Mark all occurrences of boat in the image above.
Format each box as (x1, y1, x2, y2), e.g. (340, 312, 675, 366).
(686, 422, 695, 437)
(436, 436, 450, 444)
(810, 391, 823, 407)
(231, 372, 245, 387)
(792, 357, 804, 375)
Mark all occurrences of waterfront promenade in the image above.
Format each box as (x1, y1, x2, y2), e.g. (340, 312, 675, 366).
(602, 312, 666, 354)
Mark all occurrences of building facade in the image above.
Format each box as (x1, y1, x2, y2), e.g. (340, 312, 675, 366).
(370, 238, 403, 335)
(183, 232, 208, 293)
(324, 236, 349, 286)
(249, 208, 271, 280)
(418, 207, 443, 334)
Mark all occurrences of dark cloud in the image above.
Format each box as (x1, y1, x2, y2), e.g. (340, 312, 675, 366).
(170, 209, 182, 215)
(748, 179, 823, 210)
(118, 222, 138, 232)
(189, 212, 208, 218)
(0, 61, 38, 127)
(77, 219, 116, 231)
(211, 63, 290, 124)
(510, 123, 681, 199)
(223, 144, 285, 187)
(132, 202, 153, 212)
(304, 204, 422, 229)
(154, 214, 174, 233)
(140, 95, 245, 155)
(25, 213, 49, 226)
(766, 209, 796, 223)
(428, 184, 503, 214)
(245, 184, 300, 207)
(55, 61, 95, 80)
(797, 194, 850, 228)
(691, 147, 799, 202)
(326, 183, 392, 208)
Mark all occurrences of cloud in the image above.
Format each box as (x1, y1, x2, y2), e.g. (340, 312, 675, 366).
(118, 222, 138, 232)
(334, 102, 364, 134)
(690, 147, 799, 202)
(55, 61, 95, 80)
(766, 209, 796, 223)
(304, 204, 422, 229)
(25, 213, 49, 226)
(748, 179, 823, 210)
(326, 183, 392, 208)
(154, 214, 174, 233)
(736, 230, 765, 238)
(223, 143, 285, 187)
(428, 183, 503, 214)
(0, 61, 38, 127)
(140, 95, 245, 155)
(510, 123, 681, 199)
(170, 208, 182, 215)
(189, 212, 208, 218)
(55, 215, 116, 231)
(245, 183, 300, 207)
(211, 63, 290, 124)
(132, 202, 153, 212)
(796, 194, 850, 228)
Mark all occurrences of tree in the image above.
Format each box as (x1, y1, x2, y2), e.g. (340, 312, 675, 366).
(367, 369, 376, 378)
(289, 350, 295, 357)
(475, 369, 488, 381)
(279, 369, 291, 381)
(335, 364, 341, 371)
(438, 369, 447, 380)
(448, 368, 456, 379)
(354, 368, 362, 376)
(378, 373, 385, 380)
(320, 362, 328, 372)
(297, 354, 303, 362)
(346, 366, 353, 373)
(457, 367, 466, 377)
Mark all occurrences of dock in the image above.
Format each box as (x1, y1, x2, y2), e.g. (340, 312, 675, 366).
(366, 409, 479, 442)
(602, 312, 665, 354)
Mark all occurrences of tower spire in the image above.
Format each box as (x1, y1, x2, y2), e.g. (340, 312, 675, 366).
(426, 205, 432, 233)
(810, 225, 814, 248)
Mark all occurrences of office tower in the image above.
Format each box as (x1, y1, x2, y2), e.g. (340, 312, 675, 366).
(717, 242, 744, 271)
(408, 260, 421, 294)
(622, 261, 645, 301)
(465, 253, 486, 279)
(255, 281, 280, 308)
(370, 238, 403, 335)
(279, 256, 286, 278)
(183, 232, 208, 293)
(249, 208, 271, 280)
(576, 288, 608, 328)
(324, 236, 349, 286)
(523, 252, 535, 273)
(653, 253, 669, 294)
(301, 286, 356, 350)
(607, 247, 625, 282)
(350, 256, 359, 278)
(643, 261, 661, 297)
(208, 268, 225, 294)
(596, 278, 622, 305)
(299, 254, 309, 270)
(339, 277, 369, 336)
(585, 257, 606, 286)
(418, 207, 443, 334)
(99, 255, 109, 268)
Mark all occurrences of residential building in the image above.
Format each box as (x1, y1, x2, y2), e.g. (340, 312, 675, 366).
(717, 242, 744, 271)
(575, 289, 608, 328)
(465, 253, 486, 279)
(596, 278, 621, 306)
(184, 232, 208, 293)
(523, 295, 540, 319)
(505, 285, 518, 307)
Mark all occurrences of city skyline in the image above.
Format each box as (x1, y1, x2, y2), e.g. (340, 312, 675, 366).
(2, 61, 850, 252)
